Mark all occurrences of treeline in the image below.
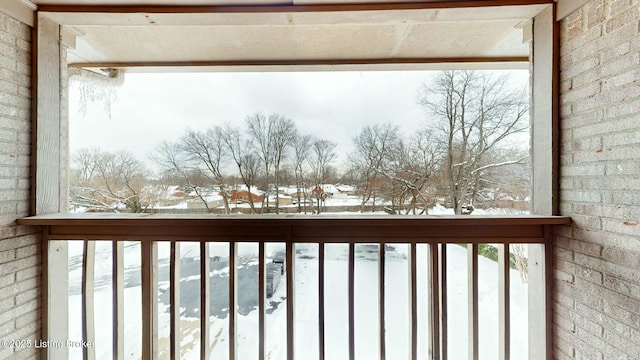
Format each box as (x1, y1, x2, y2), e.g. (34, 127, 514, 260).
(70, 70, 531, 214)
(153, 113, 338, 214)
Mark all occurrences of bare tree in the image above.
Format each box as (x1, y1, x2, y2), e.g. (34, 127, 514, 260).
(70, 148, 115, 211)
(292, 134, 313, 213)
(471, 147, 530, 210)
(269, 115, 297, 213)
(309, 139, 337, 214)
(246, 113, 297, 213)
(380, 128, 442, 215)
(72, 148, 101, 183)
(179, 127, 231, 213)
(70, 149, 155, 212)
(349, 123, 400, 212)
(153, 140, 215, 213)
(405, 128, 443, 213)
(221, 124, 261, 214)
(246, 113, 274, 209)
(418, 70, 528, 214)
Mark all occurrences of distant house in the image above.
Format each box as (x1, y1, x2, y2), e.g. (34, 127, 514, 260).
(230, 189, 265, 204)
(311, 186, 329, 201)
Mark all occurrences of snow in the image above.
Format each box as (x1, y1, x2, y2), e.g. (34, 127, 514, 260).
(155, 201, 189, 210)
(68, 240, 529, 360)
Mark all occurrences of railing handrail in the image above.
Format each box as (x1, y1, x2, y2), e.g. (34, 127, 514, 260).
(19, 213, 570, 243)
(28, 213, 569, 360)
(20, 212, 571, 224)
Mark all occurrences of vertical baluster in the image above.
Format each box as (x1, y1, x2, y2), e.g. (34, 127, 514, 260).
(141, 241, 158, 360)
(286, 239, 295, 360)
(527, 227, 552, 360)
(82, 240, 96, 360)
(440, 244, 448, 360)
(229, 242, 236, 360)
(201, 242, 210, 359)
(319, 242, 325, 360)
(44, 235, 70, 360)
(259, 242, 265, 360)
(498, 244, 510, 360)
(170, 242, 180, 360)
(410, 243, 418, 360)
(348, 242, 355, 360)
(427, 243, 440, 360)
(113, 241, 124, 360)
(379, 243, 386, 360)
(468, 244, 479, 360)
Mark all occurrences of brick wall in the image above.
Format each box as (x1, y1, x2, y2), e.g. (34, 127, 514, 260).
(556, 0, 640, 358)
(0, 10, 41, 360)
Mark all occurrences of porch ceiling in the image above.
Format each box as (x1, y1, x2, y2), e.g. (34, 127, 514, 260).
(35, 2, 548, 71)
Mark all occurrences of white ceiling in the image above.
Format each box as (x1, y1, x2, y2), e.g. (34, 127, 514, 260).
(31, 2, 549, 71)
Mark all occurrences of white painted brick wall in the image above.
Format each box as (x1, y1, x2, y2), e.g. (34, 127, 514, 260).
(556, 0, 640, 359)
(0, 10, 40, 360)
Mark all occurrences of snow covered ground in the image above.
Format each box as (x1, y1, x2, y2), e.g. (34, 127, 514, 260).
(67, 240, 529, 360)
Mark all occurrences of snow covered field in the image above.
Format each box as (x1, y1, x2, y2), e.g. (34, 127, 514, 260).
(67, 240, 529, 360)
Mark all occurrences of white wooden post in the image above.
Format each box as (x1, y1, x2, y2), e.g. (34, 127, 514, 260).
(468, 244, 479, 360)
(530, 4, 558, 360)
(141, 241, 158, 360)
(498, 244, 511, 360)
(113, 241, 125, 360)
(201, 242, 210, 359)
(36, 13, 68, 360)
(169, 241, 181, 360)
(82, 241, 96, 360)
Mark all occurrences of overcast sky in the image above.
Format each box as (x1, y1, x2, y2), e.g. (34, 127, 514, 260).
(69, 69, 529, 171)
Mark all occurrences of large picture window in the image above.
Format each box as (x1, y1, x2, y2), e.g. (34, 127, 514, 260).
(69, 69, 531, 215)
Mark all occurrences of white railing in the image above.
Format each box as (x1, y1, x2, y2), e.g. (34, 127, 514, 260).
(20, 214, 569, 360)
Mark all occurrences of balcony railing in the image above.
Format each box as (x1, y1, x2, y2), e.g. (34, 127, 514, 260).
(19, 214, 570, 360)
